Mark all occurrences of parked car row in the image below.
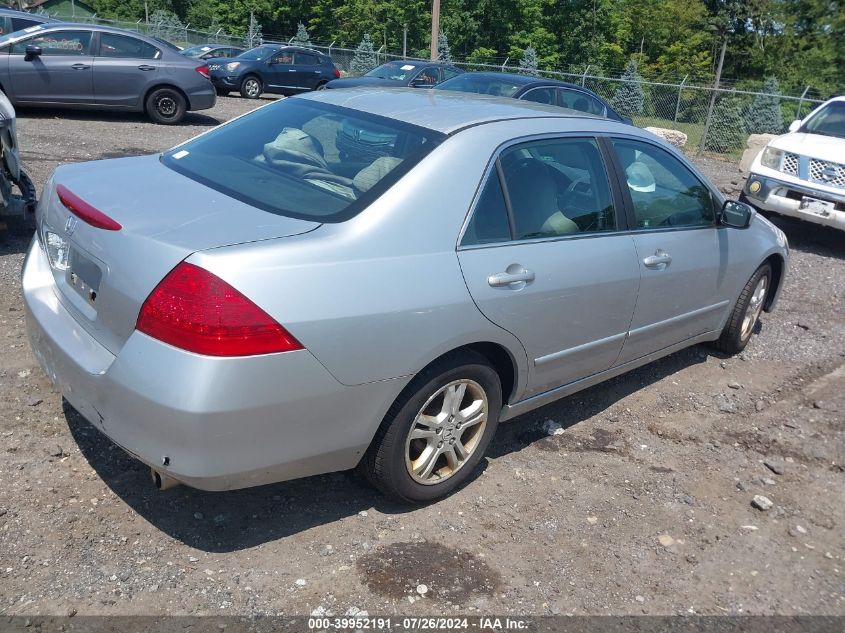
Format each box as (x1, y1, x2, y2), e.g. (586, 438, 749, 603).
(0, 6, 632, 126)
(0, 21, 215, 124)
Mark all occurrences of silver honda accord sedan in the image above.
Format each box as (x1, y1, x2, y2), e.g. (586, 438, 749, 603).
(23, 88, 789, 503)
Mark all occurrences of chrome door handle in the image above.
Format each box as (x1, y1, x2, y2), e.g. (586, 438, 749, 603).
(488, 267, 535, 288)
(643, 249, 672, 269)
(137, 65, 155, 71)
(71, 63, 90, 70)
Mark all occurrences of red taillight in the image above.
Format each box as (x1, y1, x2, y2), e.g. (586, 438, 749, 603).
(56, 184, 122, 231)
(196, 65, 210, 79)
(333, 65, 340, 79)
(136, 262, 303, 357)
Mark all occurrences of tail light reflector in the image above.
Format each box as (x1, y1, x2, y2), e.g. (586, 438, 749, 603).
(137, 262, 303, 357)
(196, 65, 210, 79)
(56, 184, 122, 231)
(333, 66, 341, 79)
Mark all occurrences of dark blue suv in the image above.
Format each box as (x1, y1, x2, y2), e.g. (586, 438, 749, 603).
(208, 45, 340, 99)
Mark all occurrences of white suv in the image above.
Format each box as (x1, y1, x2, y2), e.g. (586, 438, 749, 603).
(743, 96, 845, 231)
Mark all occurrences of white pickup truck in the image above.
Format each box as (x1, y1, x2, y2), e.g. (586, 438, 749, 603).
(742, 96, 845, 232)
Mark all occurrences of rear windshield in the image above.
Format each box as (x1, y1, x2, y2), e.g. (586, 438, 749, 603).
(182, 45, 213, 57)
(437, 74, 524, 98)
(365, 61, 420, 81)
(161, 98, 445, 223)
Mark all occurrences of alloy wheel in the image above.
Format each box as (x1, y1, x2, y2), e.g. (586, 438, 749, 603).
(741, 276, 768, 340)
(405, 379, 488, 485)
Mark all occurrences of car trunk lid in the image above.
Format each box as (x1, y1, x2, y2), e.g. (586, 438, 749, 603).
(38, 154, 319, 355)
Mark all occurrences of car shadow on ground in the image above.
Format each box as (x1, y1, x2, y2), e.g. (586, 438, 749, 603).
(766, 214, 844, 260)
(0, 232, 33, 256)
(16, 108, 223, 127)
(487, 344, 714, 458)
(65, 343, 717, 553)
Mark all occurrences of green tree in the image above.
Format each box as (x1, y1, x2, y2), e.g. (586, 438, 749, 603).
(745, 76, 783, 134)
(704, 96, 747, 152)
(467, 46, 497, 63)
(518, 46, 539, 76)
(437, 31, 453, 62)
(351, 33, 378, 75)
(290, 22, 312, 47)
(245, 12, 262, 48)
(149, 9, 185, 43)
(613, 59, 645, 117)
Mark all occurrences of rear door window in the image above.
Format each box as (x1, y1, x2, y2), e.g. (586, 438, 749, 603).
(294, 51, 318, 65)
(558, 88, 605, 116)
(461, 169, 511, 246)
(98, 33, 160, 59)
(500, 137, 617, 239)
(521, 87, 556, 106)
(462, 137, 617, 244)
(12, 30, 92, 55)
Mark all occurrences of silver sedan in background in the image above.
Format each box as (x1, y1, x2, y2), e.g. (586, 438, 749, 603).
(23, 89, 788, 503)
(0, 23, 215, 124)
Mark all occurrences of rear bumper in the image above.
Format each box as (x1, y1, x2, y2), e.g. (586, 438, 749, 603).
(186, 86, 216, 112)
(743, 172, 845, 231)
(22, 237, 402, 490)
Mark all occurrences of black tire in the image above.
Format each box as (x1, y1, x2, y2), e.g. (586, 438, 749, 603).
(712, 263, 772, 355)
(239, 75, 262, 99)
(361, 351, 502, 504)
(215, 87, 230, 97)
(145, 87, 187, 125)
(315, 81, 328, 91)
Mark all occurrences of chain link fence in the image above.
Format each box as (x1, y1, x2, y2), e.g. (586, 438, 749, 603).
(37, 12, 825, 158)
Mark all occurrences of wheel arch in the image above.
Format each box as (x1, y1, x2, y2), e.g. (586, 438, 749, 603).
(763, 252, 785, 312)
(409, 341, 520, 407)
(143, 83, 191, 112)
(240, 73, 262, 86)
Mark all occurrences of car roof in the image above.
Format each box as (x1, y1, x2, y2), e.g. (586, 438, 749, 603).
(0, 22, 190, 52)
(454, 71, 588, 92)
(297, 86, 607, 134)
(381, 59, 455, 68)
(186, 43, 238, 49)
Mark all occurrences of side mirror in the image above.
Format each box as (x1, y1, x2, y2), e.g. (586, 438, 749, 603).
(24, 44, 42, 61)
(788, 120, 801, 133)
(720, 199, 756, 229)
(409, 78, 435, 88)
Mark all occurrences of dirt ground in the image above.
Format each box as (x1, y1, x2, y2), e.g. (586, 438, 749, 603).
(0, 97, 842, 618)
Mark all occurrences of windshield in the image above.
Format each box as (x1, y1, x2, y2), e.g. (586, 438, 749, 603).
(238, 45, 278, 61)
(161, 98, 444, 223)
(801, 101, 845, 139)
(182, 45, 214, 58)
(436, 74, 523, 98)
(365, 61, 420, 81)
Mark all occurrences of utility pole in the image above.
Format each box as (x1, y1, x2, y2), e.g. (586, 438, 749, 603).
(430, 0, 440, 60)
(698, 36, 727, 156)
(403, 23, 407, 59)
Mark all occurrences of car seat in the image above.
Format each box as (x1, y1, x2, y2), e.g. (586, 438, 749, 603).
(505, 158, 578, 237)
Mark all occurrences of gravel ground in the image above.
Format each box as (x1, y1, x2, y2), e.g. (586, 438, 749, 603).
(0, 98, 842, 617)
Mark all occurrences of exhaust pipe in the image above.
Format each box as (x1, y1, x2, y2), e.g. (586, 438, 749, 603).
(151, 467, 181, 491)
